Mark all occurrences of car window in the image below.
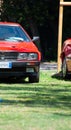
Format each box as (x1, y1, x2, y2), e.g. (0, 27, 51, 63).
(0, 25, 30, 42)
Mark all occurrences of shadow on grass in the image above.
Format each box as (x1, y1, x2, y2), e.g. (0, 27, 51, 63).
(54, 112, 71, 117)
(1, 97, 71, 109)
(52, 71, 71, 81)
(0, 84, 71, 109)
(0, 71, 71, 109)
(52, 71, 62, 80)
(0, 78, 29, 84)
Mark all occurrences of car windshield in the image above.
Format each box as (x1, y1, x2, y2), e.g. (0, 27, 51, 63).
(0, 25, 30, 42)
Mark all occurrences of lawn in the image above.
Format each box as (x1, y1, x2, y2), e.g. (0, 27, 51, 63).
(0, 70, 71, 130)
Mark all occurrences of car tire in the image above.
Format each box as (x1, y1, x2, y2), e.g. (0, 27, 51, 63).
(62, 58, 68, 79)
(29, 72, 39, 83)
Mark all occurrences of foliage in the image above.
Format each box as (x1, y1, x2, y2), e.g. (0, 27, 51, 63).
(1, 0, 49, 26)
(1, 0, 59, 60)
(63, 6, 71, 42)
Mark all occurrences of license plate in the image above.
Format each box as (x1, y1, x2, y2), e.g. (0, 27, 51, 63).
(0, 62, 12, 68)
(26, 68, 34, 72)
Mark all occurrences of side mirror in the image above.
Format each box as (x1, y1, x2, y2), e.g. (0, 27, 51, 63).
(32, 36, 41, 51)
(32, 36, 40, 42)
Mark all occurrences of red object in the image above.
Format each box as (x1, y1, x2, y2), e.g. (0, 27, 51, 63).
(61, 39, 71, 60)
(0, 22, 41, 82)
(61, 38, 71, 78)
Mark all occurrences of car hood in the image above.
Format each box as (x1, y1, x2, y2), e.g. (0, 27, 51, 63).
(0, 41, 38, 52)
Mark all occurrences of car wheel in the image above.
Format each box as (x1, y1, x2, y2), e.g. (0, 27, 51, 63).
(62, 58, 68, 79)
(29, 72, 39, 83)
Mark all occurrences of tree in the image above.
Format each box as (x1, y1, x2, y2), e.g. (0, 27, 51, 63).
(1, 0, 59, 61)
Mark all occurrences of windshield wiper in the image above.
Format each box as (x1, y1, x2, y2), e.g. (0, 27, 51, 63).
(5, 37, 24, 42)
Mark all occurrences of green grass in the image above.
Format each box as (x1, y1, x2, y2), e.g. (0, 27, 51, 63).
(0, 70, 71, 130)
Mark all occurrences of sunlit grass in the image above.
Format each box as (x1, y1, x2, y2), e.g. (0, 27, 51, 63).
(0, 70, 71, 130)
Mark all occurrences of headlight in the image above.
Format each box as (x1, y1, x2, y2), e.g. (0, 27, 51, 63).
(28, 53, 38, 60)
(18, 53, 27, 60)
(66, 54, 71, 59)
(18, 53, 38, 60)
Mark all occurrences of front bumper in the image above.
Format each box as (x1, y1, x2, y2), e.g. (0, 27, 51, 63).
(0, 61, 40, 78)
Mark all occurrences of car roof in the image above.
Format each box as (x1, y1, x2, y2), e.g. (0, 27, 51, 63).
(0, 22, 20, 26)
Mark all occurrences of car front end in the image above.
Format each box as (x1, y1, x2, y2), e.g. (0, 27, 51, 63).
(0, 22, 41, 82)
(0, 51, 40, 76)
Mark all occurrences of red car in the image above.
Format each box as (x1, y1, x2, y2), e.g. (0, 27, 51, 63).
(0, 22, 41, 82)
(61, 38, 71, 78)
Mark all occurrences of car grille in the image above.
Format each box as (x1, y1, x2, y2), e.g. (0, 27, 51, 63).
(0, 52, 18, 61)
